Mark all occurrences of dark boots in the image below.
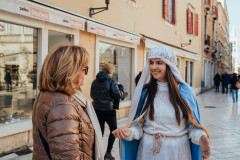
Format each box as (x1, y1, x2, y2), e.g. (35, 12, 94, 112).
(104, 152, 115, 160)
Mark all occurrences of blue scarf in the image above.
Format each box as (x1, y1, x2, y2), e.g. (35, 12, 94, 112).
(120, 83, 205, 160)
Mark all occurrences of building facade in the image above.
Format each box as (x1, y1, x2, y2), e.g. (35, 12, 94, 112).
(230, 26, 239, 73)
(0, 0, 203, 153)
(216, 0, 230, 74)
(202, 0, 218, 90)
(201, 0, 230, 91)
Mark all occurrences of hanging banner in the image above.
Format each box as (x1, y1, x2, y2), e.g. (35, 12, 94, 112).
(0, 0, 85, 30)
(87, 21, 141, 45)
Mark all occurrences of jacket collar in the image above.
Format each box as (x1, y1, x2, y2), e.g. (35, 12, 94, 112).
(72, 91, 88, 109)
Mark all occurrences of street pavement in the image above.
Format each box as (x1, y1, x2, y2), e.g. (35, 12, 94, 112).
(1, 88, 240, 160)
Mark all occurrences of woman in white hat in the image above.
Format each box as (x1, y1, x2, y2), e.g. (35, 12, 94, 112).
(112, 45, 210, 160)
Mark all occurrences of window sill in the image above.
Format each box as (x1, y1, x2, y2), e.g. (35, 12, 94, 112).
(119, 100, 131, 108)
(0, 119, 32, 138)
(165, 21, 175, 28)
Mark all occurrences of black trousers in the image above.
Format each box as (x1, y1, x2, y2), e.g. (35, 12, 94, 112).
(95, 109, 117, 153)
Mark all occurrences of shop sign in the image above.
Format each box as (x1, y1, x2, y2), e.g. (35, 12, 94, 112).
(0, 0, 85, 30)
(0, 24, 5, 31)
(87, 21, 140, 44)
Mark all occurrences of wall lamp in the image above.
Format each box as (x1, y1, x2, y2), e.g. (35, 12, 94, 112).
(89, 0, 110, 17)
(181, 39, 192, 47)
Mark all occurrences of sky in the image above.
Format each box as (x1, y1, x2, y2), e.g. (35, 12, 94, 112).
(226, 0, 240, 45)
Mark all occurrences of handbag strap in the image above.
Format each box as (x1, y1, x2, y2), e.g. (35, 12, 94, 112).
(38, 128, 52, 160)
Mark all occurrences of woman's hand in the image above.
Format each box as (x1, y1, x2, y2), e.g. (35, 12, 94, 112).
(199, 135, 211, 159)
(112, 127, 132, 139)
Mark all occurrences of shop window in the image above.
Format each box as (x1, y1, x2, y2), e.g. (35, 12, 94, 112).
(145, 51, 149, 64)
(0, 21, 38, 125)
(185, 61, 189, 83)
(177, 58, 180, 70)
(99, 42, 132, 101)
(48, 30, 73, 51)
(163, 0, 176, 24)
(190, 62, 194, 87)
(185, 61, 194, 87)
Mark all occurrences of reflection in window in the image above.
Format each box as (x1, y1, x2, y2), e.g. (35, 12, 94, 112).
(190, 62, 194, 87)
(177, 58, 180, 70)
(99, 42, 132, 101)
(146, 51, 149, 64)
(185, 61, 189, 83)
(0, 21, 38, 125)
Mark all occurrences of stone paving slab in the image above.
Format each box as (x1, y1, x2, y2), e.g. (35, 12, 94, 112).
(1, 89, 240, 160)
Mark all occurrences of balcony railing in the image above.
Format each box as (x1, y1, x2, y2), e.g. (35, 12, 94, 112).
(211, 6, 218, 20)
(204, 0, 211, 11)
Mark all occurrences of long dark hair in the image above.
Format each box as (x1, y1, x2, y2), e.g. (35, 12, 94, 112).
(142, 65, 193, 125)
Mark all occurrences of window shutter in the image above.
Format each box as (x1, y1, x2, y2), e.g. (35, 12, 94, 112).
(163, 0, 165, 18)
(191, 12, 193, 34)
(187, 8, 191, 34)
(215, 6, 218, 18)
(194, 13, 198, 36)
(172, 0, 176, 24)
(163, 0, 169, 21)
(208, 0, 211, 5)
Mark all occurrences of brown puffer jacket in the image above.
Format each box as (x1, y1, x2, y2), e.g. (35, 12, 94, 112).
(32, 91, 95, 160)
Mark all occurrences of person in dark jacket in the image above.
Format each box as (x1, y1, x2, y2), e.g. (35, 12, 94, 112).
(4, 69, 12, 92)
(230, 73, 239, 102)
(214, 73, 221, 92)
(221, 72, 230, 94)
(91, 63, 124, 160)
(113, 83, 128, 110)
(135, 71, 142, 85)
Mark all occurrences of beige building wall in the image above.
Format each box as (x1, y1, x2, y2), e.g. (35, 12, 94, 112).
(41, 0, 202, 54)
(38, 0, 203, 91)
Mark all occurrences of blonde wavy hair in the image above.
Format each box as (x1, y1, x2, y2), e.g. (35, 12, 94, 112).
(39, 45, 89, 96)
(102, 63, 115, 74)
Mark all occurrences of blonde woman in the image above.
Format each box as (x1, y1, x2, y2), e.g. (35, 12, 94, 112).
(32, 45, 103, 160)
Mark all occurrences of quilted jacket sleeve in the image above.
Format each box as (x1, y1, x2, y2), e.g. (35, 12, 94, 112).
(46, 103, 81, 160)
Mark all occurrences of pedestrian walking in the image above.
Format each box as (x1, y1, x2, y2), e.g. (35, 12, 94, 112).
(32, 45, 104, 160)
(91, 63, 126, 160)
(230, 73, 239, 102)
(221, 72, 230, 94)
(214, 73, 221, 92)
(113, 45, 210, 160)
(4, 69, 12, 92)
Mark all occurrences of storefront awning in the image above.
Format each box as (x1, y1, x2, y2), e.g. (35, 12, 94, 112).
(0, 0, 86, 30)
(144, 38, 201, 61)
(87, 21, 141, 45)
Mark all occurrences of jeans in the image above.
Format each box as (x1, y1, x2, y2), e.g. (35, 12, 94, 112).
(232, 89, 239, 102)
(222, 84, 228, 93)
(6, 82, 12, 91)
(215, 86, 219, 92)
(95, 109, 117, 153)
